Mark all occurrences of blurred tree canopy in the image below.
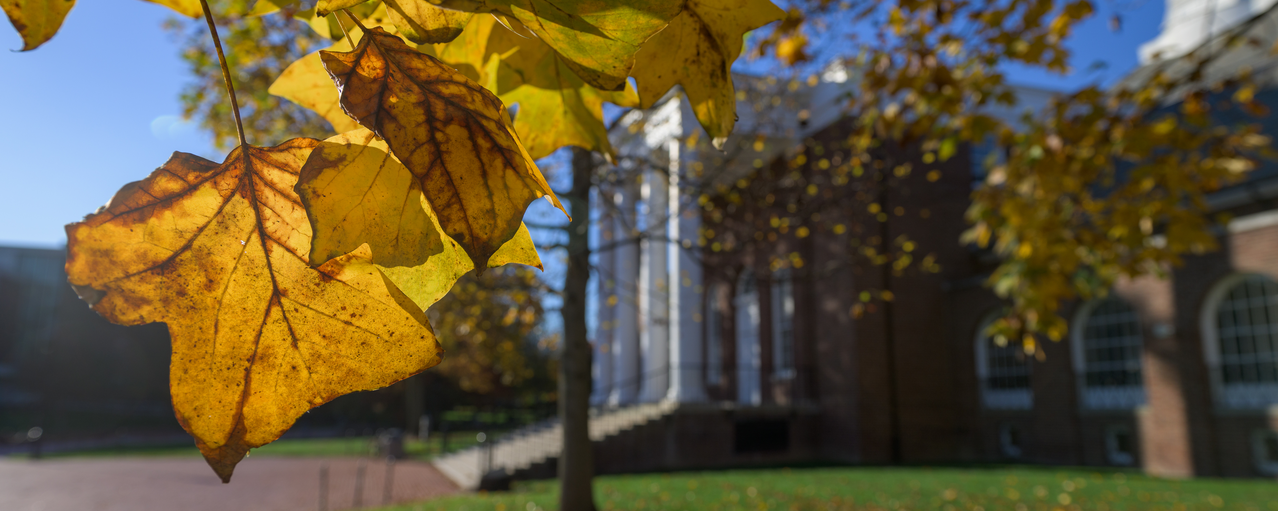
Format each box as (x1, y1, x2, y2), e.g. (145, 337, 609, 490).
(427, 265, 557, 398)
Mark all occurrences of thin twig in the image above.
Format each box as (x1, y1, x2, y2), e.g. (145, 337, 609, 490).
(198, 0, 247, 148)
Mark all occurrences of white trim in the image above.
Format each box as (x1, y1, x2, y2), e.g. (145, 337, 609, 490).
(1200, 273, 1278, 410)
(1069, 298, 1147, 410)
(975, 312, 1033, 410)
(1228, 209, 1278, 234)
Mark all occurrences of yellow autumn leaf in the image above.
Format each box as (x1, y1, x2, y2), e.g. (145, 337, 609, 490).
(380, 223, 541, 310)
(271, 22, 437, 134)
(384, 0, 472, 44)
(141, 0, 202, 17)
(297, 129, 540, 309)
(631, 0, 784, 149)
(295, 1, 382, 40)
(247, 0, 296, 16)
(2, 0, 75, 51)
(270, 34, 364, 133)
(429, 0, 683, 91)
(321, 25, 565, 269)
(445, 14, 638, 160)
(315, 0, 370, 16)
(64, 139, 441, 483)
(296, 129, 442, 267)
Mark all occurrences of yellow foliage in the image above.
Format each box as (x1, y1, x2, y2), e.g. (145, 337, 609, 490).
(630, 0, 783, 148)
(64, 140, 440, 482)
(1, 0, 76, 51)
(320, 26, 565, 269)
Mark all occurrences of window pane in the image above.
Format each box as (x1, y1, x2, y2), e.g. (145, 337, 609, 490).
(1216, 277, 1278, 385)
(1081, 298, 1144, 389)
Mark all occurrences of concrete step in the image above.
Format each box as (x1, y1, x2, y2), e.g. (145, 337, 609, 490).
(431, 402, 678, 490)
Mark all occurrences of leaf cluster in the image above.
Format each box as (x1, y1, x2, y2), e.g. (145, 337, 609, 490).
(5, 0, 789, 482)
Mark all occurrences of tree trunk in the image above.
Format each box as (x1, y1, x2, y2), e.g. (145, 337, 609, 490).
(559, 147, 597, 511)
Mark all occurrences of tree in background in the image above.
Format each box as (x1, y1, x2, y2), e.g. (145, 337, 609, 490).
(752, 0, 1270, 349)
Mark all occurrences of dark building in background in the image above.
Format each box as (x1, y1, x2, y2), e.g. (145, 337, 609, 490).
(0, 246, 177, 444)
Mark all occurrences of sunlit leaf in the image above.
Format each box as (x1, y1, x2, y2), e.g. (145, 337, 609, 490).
(446, 14, 638, 160)
(297, 128, 540, 309)
(141, 0, 202, 17)
(270, 34, 364, 133)
(296, 128, 445, 267)
(64, 139, 441, 483)
(321, 25, 565, 268)
(247, 0, 297, 16)
(380, 222, 541, 310)
(2, 0, 75, 51)
(429, 0, 683, 91)
(631, 0, 783, 149)
(315, 0, 370, 16)
(271, 23, 437, 134)
(384, 0, 472, 44)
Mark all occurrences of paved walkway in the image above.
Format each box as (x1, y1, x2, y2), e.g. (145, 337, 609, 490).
(0, 456, 458, 511)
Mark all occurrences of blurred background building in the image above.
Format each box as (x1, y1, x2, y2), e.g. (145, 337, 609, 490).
(572, 0, 1278, 483)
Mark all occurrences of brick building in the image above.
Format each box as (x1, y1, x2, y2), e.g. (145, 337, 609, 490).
(585, 0, 1278, 479)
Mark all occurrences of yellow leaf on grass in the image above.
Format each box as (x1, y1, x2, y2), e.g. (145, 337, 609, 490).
(430, 0, 682, 91)
(631, 0, 784, 148)
(321, 26, 564, 269)
(65, 139, 441, 483)
(141, 0, 201, 17)
(2, 0, 75, 51)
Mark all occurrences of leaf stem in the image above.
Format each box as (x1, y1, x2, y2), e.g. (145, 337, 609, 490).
(332, 12, 353, 47)
(340, 9, 369, 33)
(198, 0, 248, 148)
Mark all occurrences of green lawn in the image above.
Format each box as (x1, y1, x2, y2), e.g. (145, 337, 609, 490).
(379, 466, 1278, 511)
(45, 431, 493, 459)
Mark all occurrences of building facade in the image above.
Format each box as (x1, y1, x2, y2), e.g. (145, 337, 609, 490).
(588, 0, 1278, 478)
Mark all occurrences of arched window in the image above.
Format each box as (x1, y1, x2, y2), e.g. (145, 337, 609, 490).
(975, 314, 1033, 410)
(771, 269, 796, 379)
(735, 270, 761, 405)
(1071, 297, 1146, 409)
(1202, 274, 1278, 409)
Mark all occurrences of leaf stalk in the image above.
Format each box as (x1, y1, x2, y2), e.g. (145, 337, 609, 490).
(198, 0, 248, 148)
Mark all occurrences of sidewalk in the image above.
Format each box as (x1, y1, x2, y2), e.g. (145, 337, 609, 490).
(0, 455, 458, 511)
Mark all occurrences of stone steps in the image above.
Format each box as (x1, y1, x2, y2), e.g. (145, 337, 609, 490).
(432, 401, 677, 490)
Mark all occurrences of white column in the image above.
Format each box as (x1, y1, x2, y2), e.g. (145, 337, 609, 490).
(638, 164, 670, 402)
(608, 183, 641, 406)
(591, 192, 616, 406)
(666, 140, 708, 403)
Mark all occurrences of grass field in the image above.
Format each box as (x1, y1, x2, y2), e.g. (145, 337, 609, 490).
(379, 466, 1278, 511)
(44, 432, 491, 459)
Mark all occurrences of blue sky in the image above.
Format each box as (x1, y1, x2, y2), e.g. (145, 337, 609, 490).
(0, 0, 1166, 249)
